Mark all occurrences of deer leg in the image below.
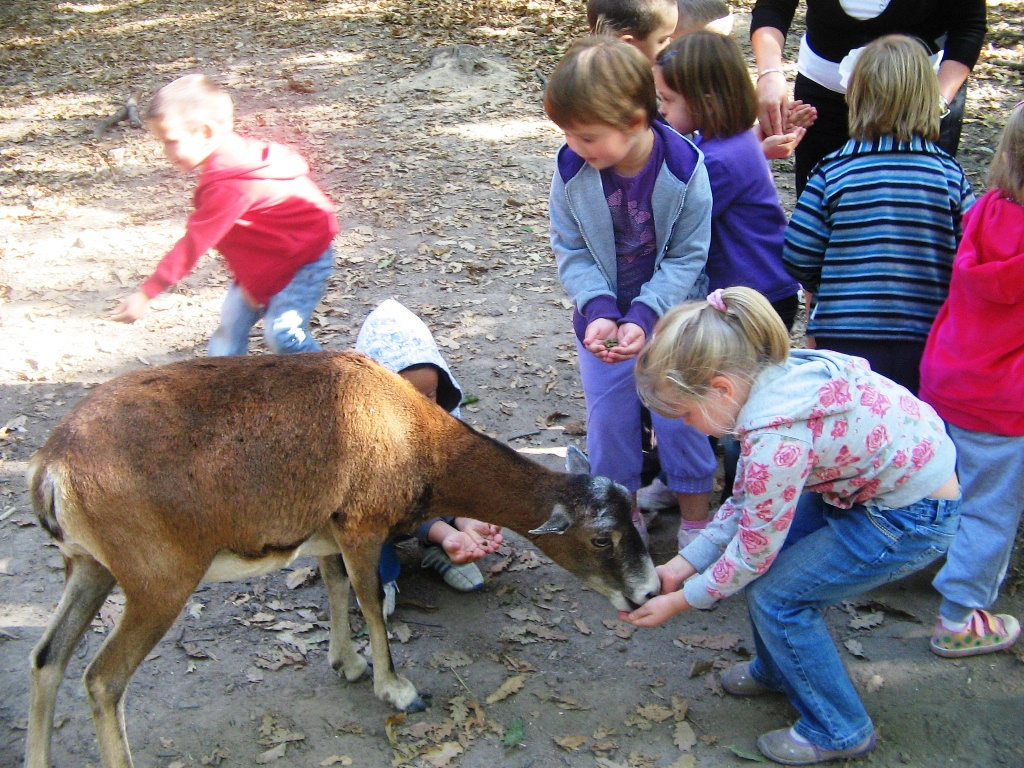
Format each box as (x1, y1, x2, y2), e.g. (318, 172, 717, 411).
(338, 539, 426, 712)
(318, 554, 368, 682)
(83, 577, 200, 768)
(26, 554, 116, 768)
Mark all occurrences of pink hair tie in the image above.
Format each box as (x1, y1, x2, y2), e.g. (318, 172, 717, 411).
(707, 289, 727, 312)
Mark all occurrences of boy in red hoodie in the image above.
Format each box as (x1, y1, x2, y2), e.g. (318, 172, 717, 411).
(111, 74, 339, 356)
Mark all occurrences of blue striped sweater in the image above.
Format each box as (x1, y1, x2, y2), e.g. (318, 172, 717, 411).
(783, 136, 974, 341)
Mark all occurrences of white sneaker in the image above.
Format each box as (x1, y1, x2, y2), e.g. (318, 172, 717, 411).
(636, 478, 677, 511)
(421, 546, 484, 592)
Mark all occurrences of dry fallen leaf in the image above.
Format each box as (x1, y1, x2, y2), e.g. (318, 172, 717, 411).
(423, 741, 463, 767)
(636, 703, 673, 722)
(485, 674, 525, 704)
(554, 734, 587, 751)
(285, 566, 316, 590)
(844, 639, 867, 658)
(674, 721, 697, 752)
(255, 743, 287, 764)
(319, 756, 353, 766)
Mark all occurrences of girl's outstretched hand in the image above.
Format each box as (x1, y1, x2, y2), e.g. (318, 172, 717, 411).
(583, 318, 621, 361)
(618, 590, 691, 627)
(657, 554, 697, 593)
(761, 127, 806, 160)
(602, 322, 645, 362)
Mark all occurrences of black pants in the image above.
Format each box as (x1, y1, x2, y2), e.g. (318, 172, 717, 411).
(812, 336, 926, 395)
(792, 74, 967, 196)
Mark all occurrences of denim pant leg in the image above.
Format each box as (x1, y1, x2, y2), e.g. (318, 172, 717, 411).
(207, 282, 261, 357)
(745, 492, 959, 750)
(263, 247, 334, 354)
(575, 338, 643, 491)
(933, 425, 1024, 623)
(649, 411, 716, 494)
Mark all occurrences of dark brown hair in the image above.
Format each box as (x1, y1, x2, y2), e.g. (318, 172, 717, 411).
(656, 30, 756, 139)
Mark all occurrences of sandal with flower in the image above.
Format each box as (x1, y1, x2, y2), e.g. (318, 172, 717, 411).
(930, 609, 1021, 658)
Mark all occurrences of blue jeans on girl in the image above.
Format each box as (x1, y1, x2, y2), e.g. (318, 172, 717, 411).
(207, 247, 334, 356)
(744, 491, 960, 750)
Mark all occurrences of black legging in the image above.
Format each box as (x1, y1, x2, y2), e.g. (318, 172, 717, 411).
(792, 74, 967, 195)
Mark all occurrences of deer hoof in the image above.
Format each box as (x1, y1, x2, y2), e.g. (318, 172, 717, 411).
(331, 653, 369, 682)
(400, 694, 429, 713)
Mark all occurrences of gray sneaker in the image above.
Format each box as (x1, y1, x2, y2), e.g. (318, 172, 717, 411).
(421, 546, 484, 592)
(757, 728, 875, 765)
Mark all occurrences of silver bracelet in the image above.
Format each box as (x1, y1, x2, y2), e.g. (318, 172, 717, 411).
(757, 67, 785, 81)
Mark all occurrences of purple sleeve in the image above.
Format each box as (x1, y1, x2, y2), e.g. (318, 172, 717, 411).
(622, 302, 660, 341)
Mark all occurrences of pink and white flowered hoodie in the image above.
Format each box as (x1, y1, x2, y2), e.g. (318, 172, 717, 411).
(681, 349, 956, 610)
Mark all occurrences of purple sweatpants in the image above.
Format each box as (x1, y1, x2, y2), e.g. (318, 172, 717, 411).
(576, 338, 716, 494)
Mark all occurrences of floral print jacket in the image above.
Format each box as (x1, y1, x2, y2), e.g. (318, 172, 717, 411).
(681, 350, 956, 610)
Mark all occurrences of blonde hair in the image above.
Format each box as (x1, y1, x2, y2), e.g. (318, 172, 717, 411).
(146, 74, 234, 131)
(988, 104, 1024, 204)
(656, 30, 756, 139)
(587, 0, 677, 39)
(544, 37, 658, 130)
(635, 287, 790, 418)
(847, 35, 940, 143)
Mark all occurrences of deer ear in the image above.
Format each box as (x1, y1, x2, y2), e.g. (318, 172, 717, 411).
(529, 504, 573, 535)
(564, 445, 591, 475)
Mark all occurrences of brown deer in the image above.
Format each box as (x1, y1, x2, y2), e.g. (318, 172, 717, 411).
(25, 351, 660, 768)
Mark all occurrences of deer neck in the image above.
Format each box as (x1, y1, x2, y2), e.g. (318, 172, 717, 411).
(431, 429, 561, 535)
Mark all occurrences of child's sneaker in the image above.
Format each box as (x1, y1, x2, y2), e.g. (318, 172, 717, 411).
(421, 546, 484, 592)
(636, 478, 677, 511)
(930, 609, 1021, 658)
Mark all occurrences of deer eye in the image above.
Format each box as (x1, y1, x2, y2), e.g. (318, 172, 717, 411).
(591, 535, 612, 549)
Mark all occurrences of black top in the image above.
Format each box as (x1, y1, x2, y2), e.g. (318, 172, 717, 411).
(751, 0, 987, 68)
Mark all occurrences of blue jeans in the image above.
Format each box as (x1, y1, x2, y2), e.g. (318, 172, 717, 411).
(207, 247, 334, 356)
(933, 425, 1024, 624)
(745, 491, 960, 750)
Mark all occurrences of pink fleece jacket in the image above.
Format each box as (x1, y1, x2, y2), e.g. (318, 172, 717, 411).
(919, 189, 1024, 436)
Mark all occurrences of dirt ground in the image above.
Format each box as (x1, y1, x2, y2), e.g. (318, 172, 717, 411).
(2, 1, 1024, 767)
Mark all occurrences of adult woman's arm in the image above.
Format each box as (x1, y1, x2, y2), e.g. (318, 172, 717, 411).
(751, 26, 790, 137)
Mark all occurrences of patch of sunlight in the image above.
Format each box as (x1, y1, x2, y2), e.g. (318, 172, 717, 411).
(57, 2, 113, 12)
(433, 118, 558, 144)
(0, 602, 53, 629)
(284, 50, 370, 68)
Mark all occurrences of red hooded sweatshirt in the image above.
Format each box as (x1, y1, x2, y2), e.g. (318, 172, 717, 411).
(919, 189, 1024, 436)
(141, 133, 339, 306)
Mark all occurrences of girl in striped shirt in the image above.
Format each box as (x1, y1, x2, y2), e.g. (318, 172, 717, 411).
(783, 35, 974, 394)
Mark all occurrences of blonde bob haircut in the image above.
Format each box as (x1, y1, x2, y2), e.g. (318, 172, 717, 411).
(635, 287, 790, 419)
(146, 74, 234, 132)
(847, 35, 941, 143)
(988, 103, 1024, 205)
(544, 36, 658, 130)
(656, 30, 757, 140)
